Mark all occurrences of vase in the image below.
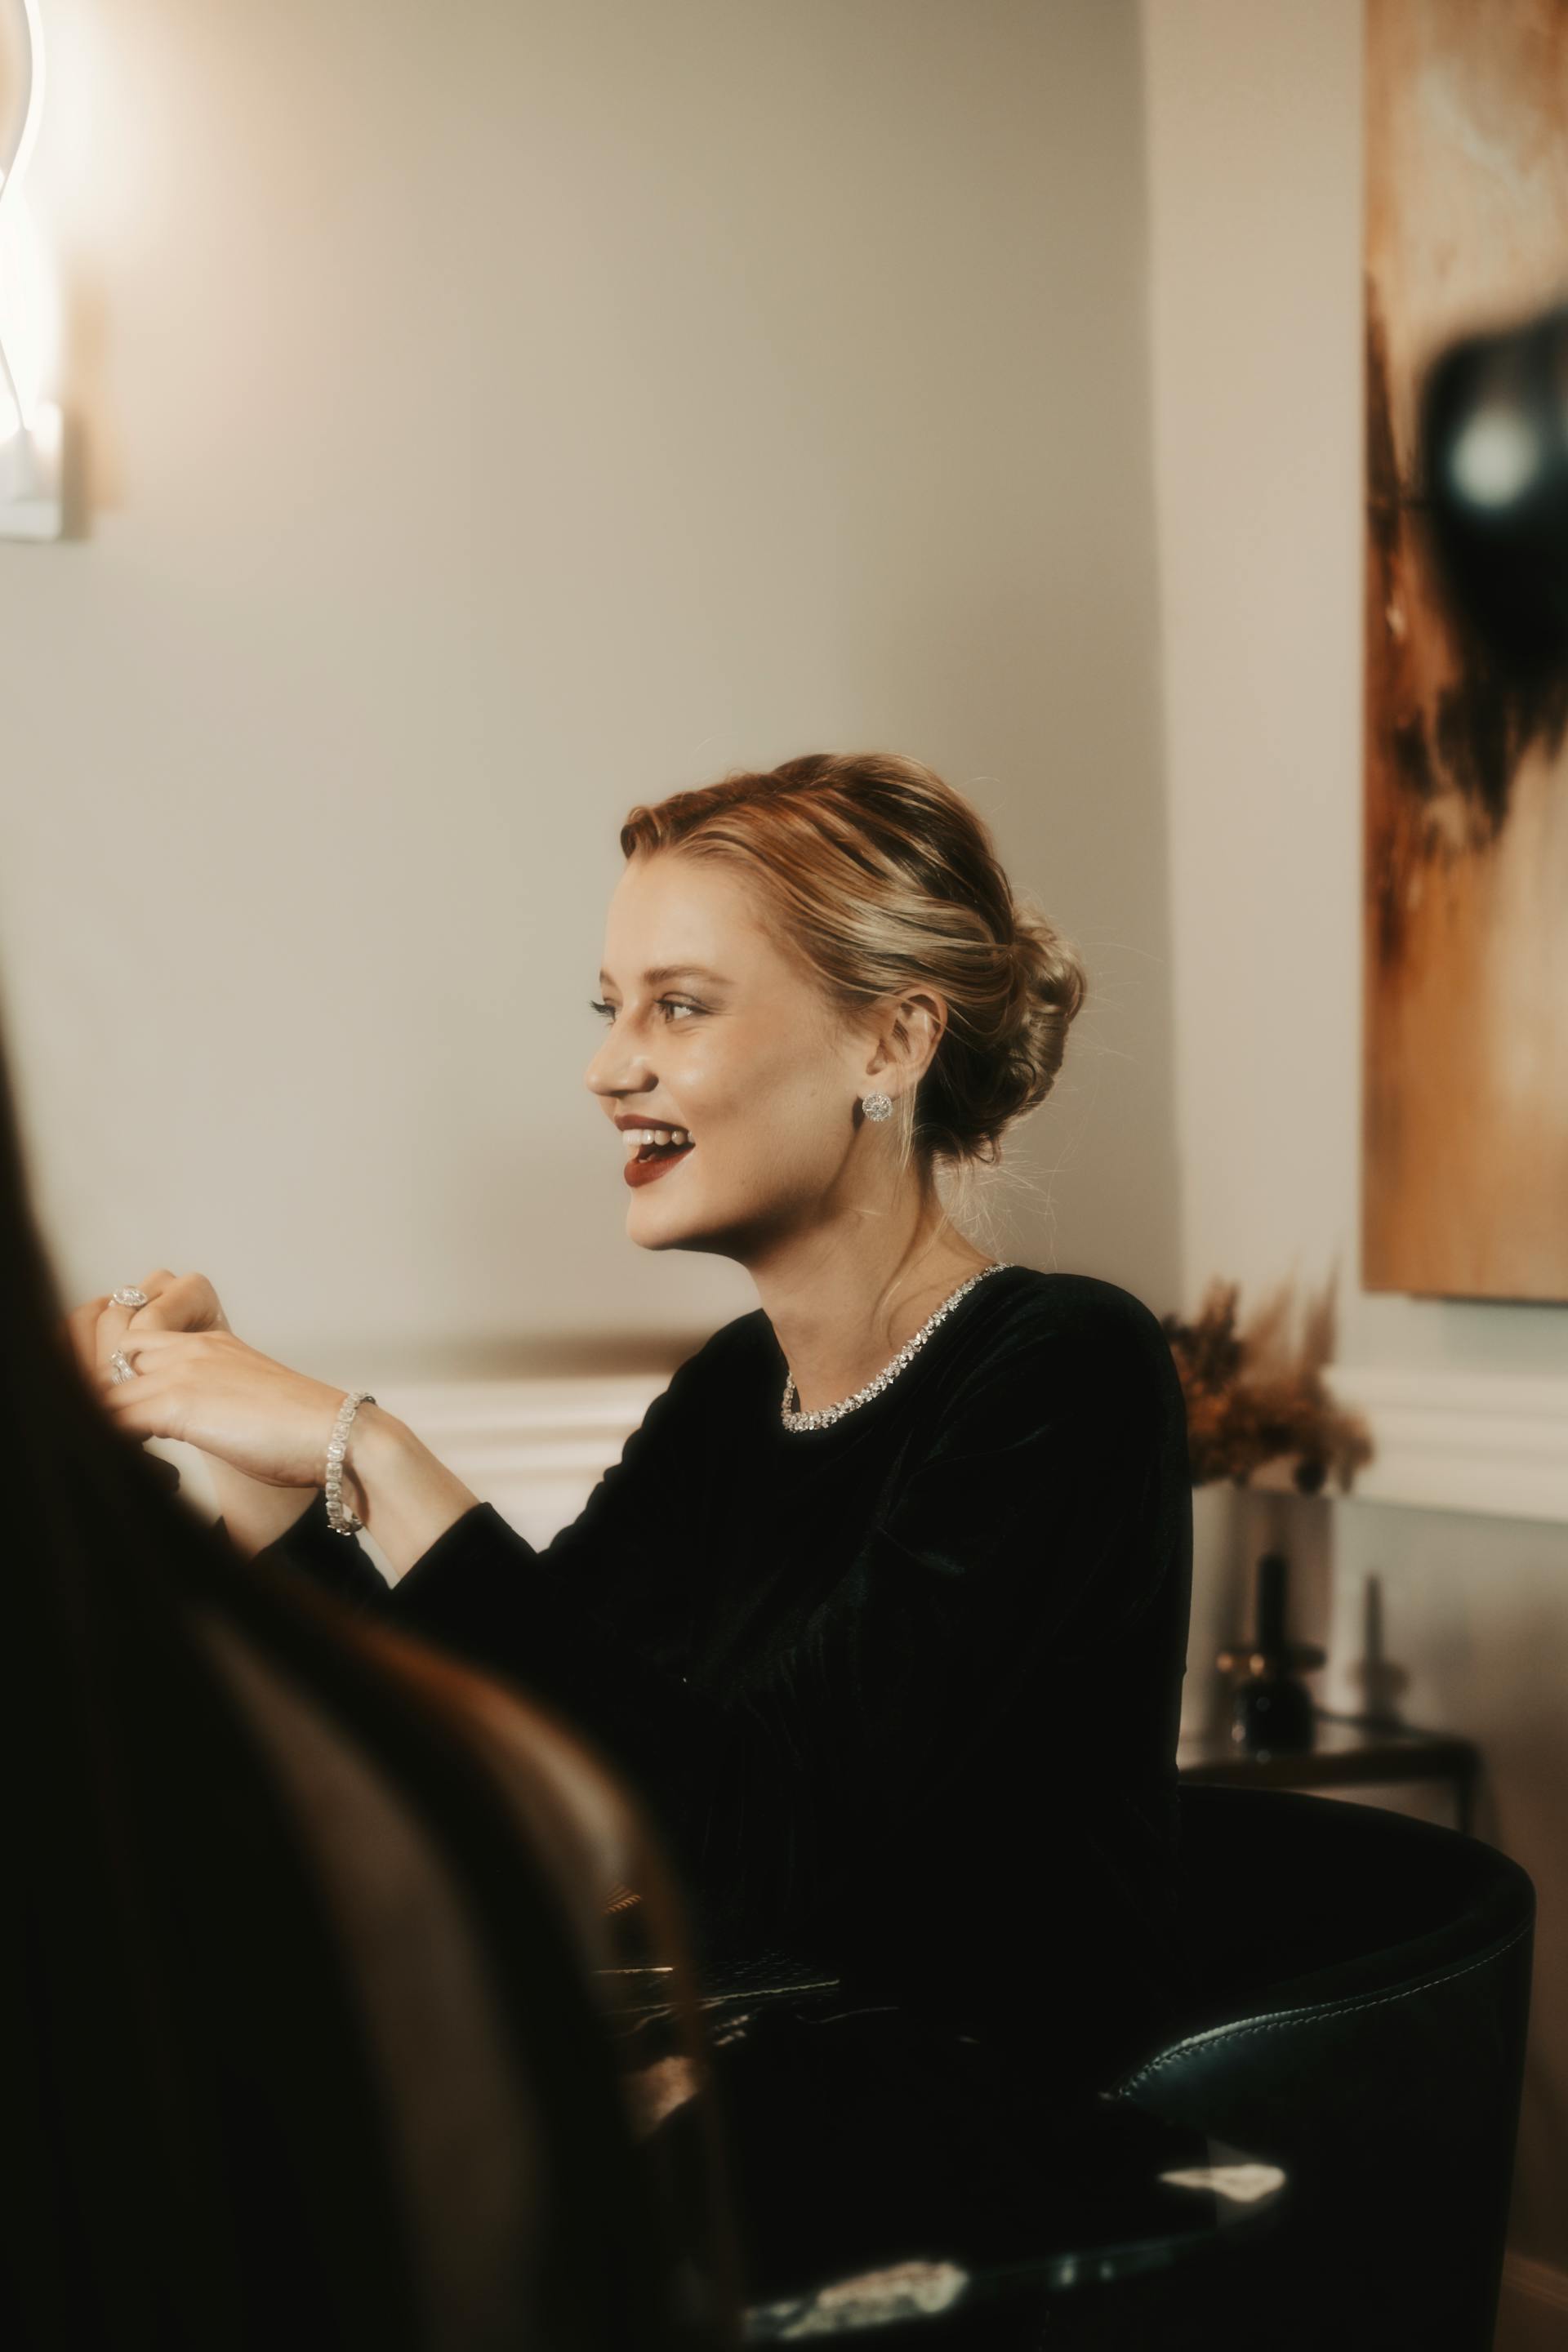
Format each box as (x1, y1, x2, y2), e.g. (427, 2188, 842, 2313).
(1217, 1550, 1326, 1757)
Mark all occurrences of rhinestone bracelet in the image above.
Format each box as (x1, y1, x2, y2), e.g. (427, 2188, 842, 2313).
(324, 1389, 376, 1535)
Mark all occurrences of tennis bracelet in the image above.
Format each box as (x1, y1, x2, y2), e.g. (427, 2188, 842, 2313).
(324, 1389, 376, 1535)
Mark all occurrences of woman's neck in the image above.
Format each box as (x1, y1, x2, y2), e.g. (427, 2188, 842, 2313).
(752, 1207, 995, 1418)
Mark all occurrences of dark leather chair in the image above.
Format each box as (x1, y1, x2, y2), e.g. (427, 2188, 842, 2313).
(1107, 1783, 1535, 2352)
(610, 1784, 1534, 2348)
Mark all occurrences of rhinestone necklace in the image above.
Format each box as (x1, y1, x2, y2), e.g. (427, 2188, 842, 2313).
(779, 1261, 1013, 1432)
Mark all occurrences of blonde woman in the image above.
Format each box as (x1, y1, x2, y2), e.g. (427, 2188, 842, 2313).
(85, 751, 1195, 2105)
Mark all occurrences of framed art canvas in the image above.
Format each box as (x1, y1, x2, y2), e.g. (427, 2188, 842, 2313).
(1364, 0, 1568, 1301)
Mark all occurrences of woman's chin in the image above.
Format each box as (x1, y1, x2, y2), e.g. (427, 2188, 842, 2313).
(626, 1182, 692, 1232)
(626, 1183, 728, 1253)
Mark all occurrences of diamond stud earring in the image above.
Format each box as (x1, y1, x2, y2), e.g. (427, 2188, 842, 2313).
(861, 1090, 893, 1122)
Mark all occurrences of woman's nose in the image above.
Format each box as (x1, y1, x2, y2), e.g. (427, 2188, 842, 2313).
(585, 1040, 648, 1096)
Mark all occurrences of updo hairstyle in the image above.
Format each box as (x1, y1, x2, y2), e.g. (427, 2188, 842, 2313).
(617, 751, 1087, 1186)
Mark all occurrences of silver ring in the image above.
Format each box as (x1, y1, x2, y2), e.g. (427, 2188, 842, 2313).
(109, 1349, 136, 1383)
(110, 1287, 150, 1311)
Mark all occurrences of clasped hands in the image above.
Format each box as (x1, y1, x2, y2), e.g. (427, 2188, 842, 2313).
(66, 1267, 360, 1495)
(64, 1269, 481, 1572)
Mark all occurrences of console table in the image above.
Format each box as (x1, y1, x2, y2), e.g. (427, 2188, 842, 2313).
(1178, 1708, 1481, 1835)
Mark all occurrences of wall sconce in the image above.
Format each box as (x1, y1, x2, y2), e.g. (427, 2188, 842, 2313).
(0, 0, 61, 541)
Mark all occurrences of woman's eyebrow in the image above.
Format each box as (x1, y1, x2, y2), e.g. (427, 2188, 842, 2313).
(597, 964, 733, 987)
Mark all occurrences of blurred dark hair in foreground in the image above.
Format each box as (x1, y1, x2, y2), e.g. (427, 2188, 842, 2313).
(0, 996, 737, 2350)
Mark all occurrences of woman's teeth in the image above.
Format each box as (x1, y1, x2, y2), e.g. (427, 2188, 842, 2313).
(623, 1128, 693, 1152)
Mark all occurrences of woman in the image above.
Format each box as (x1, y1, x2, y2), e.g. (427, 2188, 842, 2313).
(4, 1025, 736, 2344)
(85, 750, 1196, 2103)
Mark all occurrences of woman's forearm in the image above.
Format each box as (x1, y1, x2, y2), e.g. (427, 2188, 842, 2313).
(203, 1459, 321, 1558)
(339, 1404, 482, 1580)
(199, 1404, 481, 1576)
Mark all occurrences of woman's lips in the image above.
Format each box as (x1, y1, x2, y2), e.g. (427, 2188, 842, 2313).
(624, 1143, 695, 1190)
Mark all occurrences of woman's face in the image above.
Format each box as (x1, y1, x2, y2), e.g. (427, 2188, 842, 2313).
(586, 851, 887, 1260)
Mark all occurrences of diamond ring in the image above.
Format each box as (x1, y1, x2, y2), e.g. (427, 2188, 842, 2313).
(110, 1286, 150, 1311)
(109, 1350, 136, 1383)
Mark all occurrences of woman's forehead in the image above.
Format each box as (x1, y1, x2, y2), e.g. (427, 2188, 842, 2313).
(604, 855, 777, 978)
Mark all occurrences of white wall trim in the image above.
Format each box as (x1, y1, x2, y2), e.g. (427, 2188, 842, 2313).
(362, 1374, 670, 1556)
(380, 1365, 1568, 1534)
(1322, 1365, 1568, 1526)
(164, 1363, 1568, 1574)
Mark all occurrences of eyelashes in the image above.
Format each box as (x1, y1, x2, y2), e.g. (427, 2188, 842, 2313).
(589, 999, 700, 1024)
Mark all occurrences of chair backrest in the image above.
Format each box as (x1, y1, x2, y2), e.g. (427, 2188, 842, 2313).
(1110, 1784, 1535, 2352)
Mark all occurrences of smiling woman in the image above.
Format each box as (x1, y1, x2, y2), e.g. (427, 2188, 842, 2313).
(80, 753, 1193, 2127)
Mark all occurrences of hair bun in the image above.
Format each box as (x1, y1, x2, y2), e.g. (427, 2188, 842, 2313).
(949, 896, 1087, 1160)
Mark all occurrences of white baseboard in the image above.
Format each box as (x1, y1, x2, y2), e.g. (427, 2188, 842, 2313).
(1322, 1366, 1568, 1526)
(350, 1364, 1568, 1536)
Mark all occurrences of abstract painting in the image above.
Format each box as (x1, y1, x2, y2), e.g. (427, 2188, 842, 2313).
(1364, 0, 1568, 1299)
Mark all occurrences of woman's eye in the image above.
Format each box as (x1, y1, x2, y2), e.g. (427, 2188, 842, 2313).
(588, 999, 699, 1024)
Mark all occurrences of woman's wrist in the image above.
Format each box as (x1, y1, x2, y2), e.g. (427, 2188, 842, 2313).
(337, 1403, 482, 1580)
(205, 1457, 319, 1559)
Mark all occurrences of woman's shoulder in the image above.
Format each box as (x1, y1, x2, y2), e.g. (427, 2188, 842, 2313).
(939, 1264, 1180, 1421)
(987, 1265, 1172, 1352)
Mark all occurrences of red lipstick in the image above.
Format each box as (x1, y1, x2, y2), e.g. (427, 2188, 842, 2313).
(623, 1140, 695, 1190)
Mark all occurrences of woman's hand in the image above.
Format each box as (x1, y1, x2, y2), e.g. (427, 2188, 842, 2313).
(98, 1325, 352, 1490)
(65, 1265, 232, 1390)
(66, 1267, 482, 1574)
(64, 1268, 339, 1554)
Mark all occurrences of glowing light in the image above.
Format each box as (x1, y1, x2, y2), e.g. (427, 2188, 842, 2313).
(0, 0, 47, 425)
(0, 0, 60, 536)
(0, 183, 56, 440)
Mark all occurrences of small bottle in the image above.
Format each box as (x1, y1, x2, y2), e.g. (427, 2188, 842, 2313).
(1219, 1552, 1324, 1757)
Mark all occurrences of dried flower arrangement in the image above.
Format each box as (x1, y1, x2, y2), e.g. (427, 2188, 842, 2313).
(1160, 1272, 1375, 1494)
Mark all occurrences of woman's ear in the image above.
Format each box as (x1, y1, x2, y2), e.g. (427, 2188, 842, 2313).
(867, 989, 947, 1093)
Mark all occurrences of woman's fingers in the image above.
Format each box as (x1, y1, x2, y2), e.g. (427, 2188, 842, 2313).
(66, 1267, 195, 1382)
(94, 1267, 177, 1376)
(93, 1267, 235, 1383)
(99, 1327, 200, 1377)
(99, 1369, 183, 1443)
(149, 1271, 231, 1334)
(96, 1328, 347, 1487)
(73, 1279, 230, 1383)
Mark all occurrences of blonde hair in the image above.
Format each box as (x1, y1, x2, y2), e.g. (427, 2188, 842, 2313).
(618, 751, 1087, 1243)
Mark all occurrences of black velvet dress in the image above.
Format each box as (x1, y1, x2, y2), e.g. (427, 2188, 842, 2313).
(252, 1264, 1196, 2104)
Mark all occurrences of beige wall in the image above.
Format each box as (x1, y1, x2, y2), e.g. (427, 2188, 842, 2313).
(1143, 0, 1568, 2297)
(0, 0, 1174, 1386)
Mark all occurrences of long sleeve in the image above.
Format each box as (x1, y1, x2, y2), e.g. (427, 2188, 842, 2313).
(243, 1490, 400, 1611)
(248, 1340, 733, 1828)
(253, 1286, 1191, 2071)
